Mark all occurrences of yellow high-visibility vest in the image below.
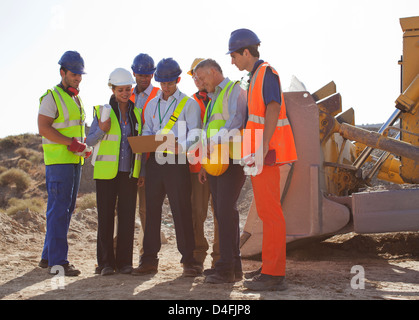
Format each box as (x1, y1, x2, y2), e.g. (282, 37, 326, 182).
(93, 105, 142, 179)
(39, 86, 86, 165)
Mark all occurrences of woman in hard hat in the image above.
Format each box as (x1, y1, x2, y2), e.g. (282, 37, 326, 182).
(86, 68, 142, 276)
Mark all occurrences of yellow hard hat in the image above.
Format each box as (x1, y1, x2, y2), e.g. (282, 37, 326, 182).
(187, 58, 205, 76)
(202, 144, 229, 176)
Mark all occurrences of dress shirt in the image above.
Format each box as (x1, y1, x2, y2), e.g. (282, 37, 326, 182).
(142, 88, 202, 153)
(133, 84, 159, 111)
(205, 77, 247, 145)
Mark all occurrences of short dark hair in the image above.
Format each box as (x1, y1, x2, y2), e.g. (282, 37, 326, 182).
(235, 44, 260, 58)
(60, 66, 68, 74)
(194, 58, 223, 75)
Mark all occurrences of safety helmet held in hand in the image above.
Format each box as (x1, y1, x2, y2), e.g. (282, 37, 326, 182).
(58, 51, 86, 74)
(227, 29, 261, 54)
(131, 53, 156, 75)
(154, 58, 182, 82)
(108, 68, 136, 87)
(202, 144, 229, 176)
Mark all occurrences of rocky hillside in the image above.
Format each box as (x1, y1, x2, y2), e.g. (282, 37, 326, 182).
(0, 133, 95, 218)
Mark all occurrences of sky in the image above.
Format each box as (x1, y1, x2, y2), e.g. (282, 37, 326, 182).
(0, 0, 417, 138)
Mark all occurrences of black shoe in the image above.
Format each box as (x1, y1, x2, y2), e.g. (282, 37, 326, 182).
(118, 265, 133, 274)
(182, 263, 203, 277)
(131, 262, 158, 276)
(244, 267, 262, 279)
(48, 263, 81, 277)
(204, 268, 243, 281)
(101, 266, 115, 276)
(204, 270, 235, 284)
(243, 273, 287, 291)
(38, 259, 48, 269)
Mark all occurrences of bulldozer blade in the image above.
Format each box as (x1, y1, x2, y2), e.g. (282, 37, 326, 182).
(312, 81, 336, 102)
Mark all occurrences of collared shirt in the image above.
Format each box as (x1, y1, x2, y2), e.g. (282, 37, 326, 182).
(206, 77, 247, 145)
(117, 114, 132, 172)
(250, 59, 282, 106)
(86, 104, 135, 173)
(133, 83, 159, 111)
(142, 88, 202, 152)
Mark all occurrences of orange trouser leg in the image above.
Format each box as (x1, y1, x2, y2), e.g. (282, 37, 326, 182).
(251, 165, 286, 276)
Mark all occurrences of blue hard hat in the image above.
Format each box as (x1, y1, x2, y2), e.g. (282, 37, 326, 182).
(154, 58, 182, 82)
(58, 51, 86, 74)
(227, 29, 261, 54)
(131, 53, 156, 75)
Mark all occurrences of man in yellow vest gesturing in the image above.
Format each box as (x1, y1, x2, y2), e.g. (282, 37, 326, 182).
(228, 29, 298, 291)
(38, 51, 91, 276)
(194, 59, 247, 284)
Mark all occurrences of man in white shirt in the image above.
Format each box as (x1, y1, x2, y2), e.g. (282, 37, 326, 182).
(131, 58, 203, 277)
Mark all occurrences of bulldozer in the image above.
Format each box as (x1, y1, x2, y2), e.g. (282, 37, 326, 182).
(240, 16, 419, 257)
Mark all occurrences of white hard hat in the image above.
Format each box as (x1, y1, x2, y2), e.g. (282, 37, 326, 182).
(108, 68, 135, 87)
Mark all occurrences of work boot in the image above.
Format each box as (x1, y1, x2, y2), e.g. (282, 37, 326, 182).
(204, 268, 243, 282)
(118, 265, 133, 274)
(204, 270, 235, 284)
(182, 262, 203, 277)
(244, 267, 262, 279)
(243, 273, 287, 291)
(48, 263, 81, 277)
(100, 266, 115, 276)
(131, 261, 158, 276)
(38, 259, 48, 269)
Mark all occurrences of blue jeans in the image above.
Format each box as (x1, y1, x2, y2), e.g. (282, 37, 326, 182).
(41, 163, 82, 266)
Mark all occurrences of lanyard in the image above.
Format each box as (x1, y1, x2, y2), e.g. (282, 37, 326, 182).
(158, 98, 176, 129)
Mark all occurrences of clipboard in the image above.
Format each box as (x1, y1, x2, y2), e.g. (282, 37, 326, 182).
(128, 135, 172, 153)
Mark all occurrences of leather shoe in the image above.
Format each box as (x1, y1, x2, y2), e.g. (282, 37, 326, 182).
(204, 268, 243, 281)
(244, 267, 261, 279)
(131, 262, 158, 276)
(243, 273, 287, 291)
(182, 263, 203, 277)
(38, 259, 48, 269)
(204, 270, 235, 284)
(118, 265, 133, 274)
(48, 263, 81, 277)
(101, 266, 115, 276)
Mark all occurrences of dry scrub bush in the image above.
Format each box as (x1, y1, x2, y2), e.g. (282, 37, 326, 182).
(6, 197, 45, 216)
(76, 192, 96, 210)
(18, 159, 32, 172)
(15, 147, 43, 164)
(0, 168, 32, 192)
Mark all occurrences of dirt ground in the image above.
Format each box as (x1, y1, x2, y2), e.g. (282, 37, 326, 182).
(0, 185, 418, 301)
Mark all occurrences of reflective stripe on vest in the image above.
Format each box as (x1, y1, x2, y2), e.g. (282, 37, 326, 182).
(40, 86, 85, 165)
(245, 62, 297, 164)
(203, 81, 236, 137)
(130, 86, 160, 125)
(93, 105, 142, 179)
(161, 96, 189, 134)
(202, 81, 242, 159)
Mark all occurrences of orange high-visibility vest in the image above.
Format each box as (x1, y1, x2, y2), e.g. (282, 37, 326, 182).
(245, 62, 297, 164)
(193, 92, 207, 121)
(130, 86, 160, 125)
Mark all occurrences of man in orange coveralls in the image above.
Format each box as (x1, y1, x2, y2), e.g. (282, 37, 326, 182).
(228, 28, 298, 291)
